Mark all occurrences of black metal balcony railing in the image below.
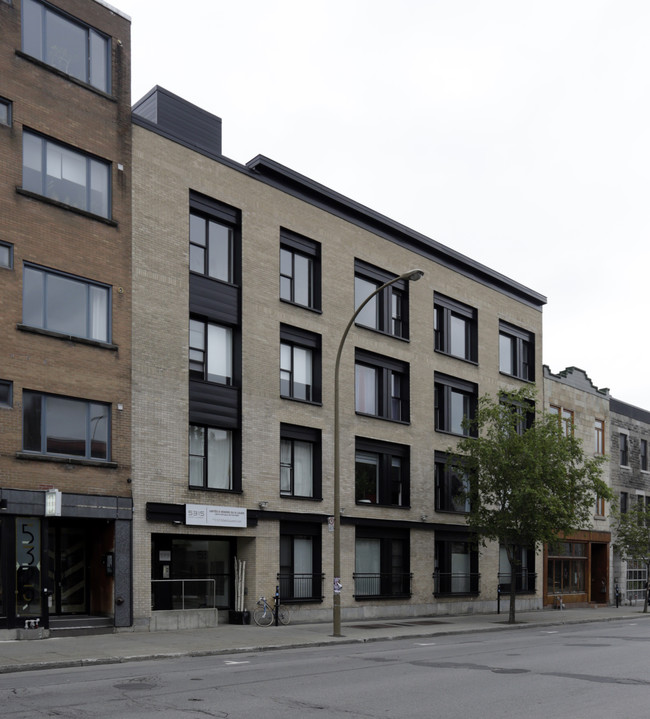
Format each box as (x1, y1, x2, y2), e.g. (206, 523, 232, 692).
(433, 571, 480, 596)
(497, 571, 537, 594)
(353, 572, 412, 598)
(277, 573, 324, 602)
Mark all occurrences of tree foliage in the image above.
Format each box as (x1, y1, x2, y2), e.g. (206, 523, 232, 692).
(611, 501, 650, 613)
(450, 387, 610, 623)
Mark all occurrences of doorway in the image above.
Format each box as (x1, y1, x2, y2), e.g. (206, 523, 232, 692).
(47, 523, 88, 614)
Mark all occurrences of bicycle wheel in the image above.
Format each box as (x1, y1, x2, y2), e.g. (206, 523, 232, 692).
(253, 606, 273, 626)
(278, 605, 291, 625)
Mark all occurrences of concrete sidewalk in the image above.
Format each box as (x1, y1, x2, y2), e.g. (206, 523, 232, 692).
(1, 605, 648, 675)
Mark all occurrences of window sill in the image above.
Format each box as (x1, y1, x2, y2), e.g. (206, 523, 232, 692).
(188, 486, 242, 494)
(498, 371, 535, 383)
(16, 188, 117, 226)
(355, 501, 410, 509)
(280, 298, 322, 314)
(355, 411, 410, 425)
(435, 508, 469, 515)
(280, 396, 323, 407)
(16, 452, 117, 469)
(434, 427, 476, 439)
(354, 594, 412, 601)
(17, 324, 117, 350)
(433, 592, 480, 598)
(353, 323, 410, 343)
(280, 494, 323, 502)
(15, 51, 116, 101)
(620, 465, 632, 471)
(434, 349, 479, 366)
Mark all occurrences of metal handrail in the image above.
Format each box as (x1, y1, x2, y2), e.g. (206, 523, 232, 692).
(276, 573, 324, 601)
(353, 572, 412, 598)
(433, 571, 481, 596)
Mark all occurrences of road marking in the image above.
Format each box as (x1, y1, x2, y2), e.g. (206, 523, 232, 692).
(541, 631, 558, 634)
(415, 642, 436, 646)
(224, 660, 250, 665)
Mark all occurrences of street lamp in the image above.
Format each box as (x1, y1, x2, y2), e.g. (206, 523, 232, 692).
(332, 268, 424, 637)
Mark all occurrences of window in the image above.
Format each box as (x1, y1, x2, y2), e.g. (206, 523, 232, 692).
(642, 439, 648, 471)
(190, 211, 234, 284)
(189, 425, 232, 490)
(354, 528, 410, 598)
(280, 325, 321, 403)
(501, 395, 535, 435)
(280, 424, 321, 499)
(23, 391, 109, 460)
(279, 523, 322, 601)
(547, 541, 587, 595)
(594, 419, 605, 455)
(354, 260, 409, 339)
(0, 97, 11, 126)
(550, 405, 574, 437)
(189, 319, 232, 384)
(22, 131, 111, 218)
(355, 438, 409, 507)
(499, 321, 534, 381)
(22, 0, 110, 92)
(0, 380, 12, 408)
(22, 265, 110, 342)
(498, 546, 536, 594)
(434, 452, 470, 513)
(620, 491, 628, 513)
(434, 293, 477, 362)
(434, 373, 478, 436)
(280, 229, 321, 310)
(0, 241, 13, 269)
(620, 433, 629, 466)
(355, 349, 409, 422)
(434, 534, 479, 595)
(595, 494, 606, 517)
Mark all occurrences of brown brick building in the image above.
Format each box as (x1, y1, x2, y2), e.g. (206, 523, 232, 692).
(0, 0, 132, 634)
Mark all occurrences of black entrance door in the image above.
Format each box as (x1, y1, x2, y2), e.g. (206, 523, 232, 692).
(47, 524, 88, 614)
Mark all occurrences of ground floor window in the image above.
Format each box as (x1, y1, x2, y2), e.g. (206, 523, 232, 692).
(434, 533, 479, 595)
(354, 528, 410, 598)
(151, 535, 232, 610)
(498, 545, 536, 593)
(626, 560, 647, 603)
(547, 541, 586, 594)
(279, 522, 322, 602)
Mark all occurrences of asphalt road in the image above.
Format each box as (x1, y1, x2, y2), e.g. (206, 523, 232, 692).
(3, 619, 648, 718)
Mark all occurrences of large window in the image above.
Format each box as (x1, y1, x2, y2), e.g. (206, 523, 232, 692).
(434, 535, 479, 595)
(550, 405, 574, 437)
(280, 229, 321, 310)
(22, 0, 110, 92)
(499, 321, 534, 381)
(434, 293, 477, 362)
(23, 391, 110, 460)
(355, 349, 409, 422)
(22, 131, 111, 218)
(547, 541, 586, 595)
(279, 523, 322, 602)
(434, 452, 470, 513)
(434, 373, 478, 436)
(280, 325, 321, 403)
(498, 546, 536, 594)
(355, 438, 409, 507)
(23, 265, 110, 343)
(354, 260, 409, 339)
(354, 528, 410, 598)
(190, 211, 233, 284)
(280, 424, 321, 499)
(189, 425, 232, 490)
(189, 319, 232, 385)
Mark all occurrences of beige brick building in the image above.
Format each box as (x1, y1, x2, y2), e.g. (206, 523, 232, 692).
(0, 0, 132, 635)
(131, 88, 546, 629)
(543, 366, 611, 606)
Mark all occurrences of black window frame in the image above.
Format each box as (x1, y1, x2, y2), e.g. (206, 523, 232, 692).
(500, 394, 535, 435)
(434, 372, 478, 437)
(188, 423, 235, 492)
(0, 379, 13, 408)
(189, 317, 234, 386)
(434, 451, 470, 514)
(0, 240, 13, 269)
(434, 292, 478, 362)
(355, 436, 410, 507)
(354, 259, 409, 340)
(355, 348, 409, 423)
(22, 129, 112, 219)
(280, 324, 321, 404)
(279, 228, 321, 311)
(22, 390, 110, 461)
(0, 97, 12, 127)
(354, 526, 411, 599)
(280, 423, 322, 500)
(620, 491, 628, 513)
(21, 0, 111, 93)
(22, 263, 112, 344)
(279, 521, 323, 603)
(641, 439, 648, 472)
(434, 533, 480, 596)
(499, 320, 535, 381)
(620, 433, 629, 466)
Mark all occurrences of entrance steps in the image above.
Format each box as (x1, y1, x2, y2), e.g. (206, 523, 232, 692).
(49, 615, 114, 637)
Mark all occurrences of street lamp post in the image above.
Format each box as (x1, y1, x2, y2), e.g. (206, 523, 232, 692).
(332, 268, 424, 637)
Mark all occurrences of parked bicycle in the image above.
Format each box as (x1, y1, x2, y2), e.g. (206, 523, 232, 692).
(253, 594, 291, 626)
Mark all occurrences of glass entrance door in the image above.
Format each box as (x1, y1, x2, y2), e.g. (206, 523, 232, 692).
(48, 525, 88, 614)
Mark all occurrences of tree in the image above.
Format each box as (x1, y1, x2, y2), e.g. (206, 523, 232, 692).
(450, 387, 610, 624)
(611, 501, 650, 613)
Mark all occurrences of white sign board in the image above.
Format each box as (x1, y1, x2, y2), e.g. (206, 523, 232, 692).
(186, 504, 247, 528)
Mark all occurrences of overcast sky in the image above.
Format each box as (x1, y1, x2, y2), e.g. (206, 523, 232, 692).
(119, 0, 650, 410)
